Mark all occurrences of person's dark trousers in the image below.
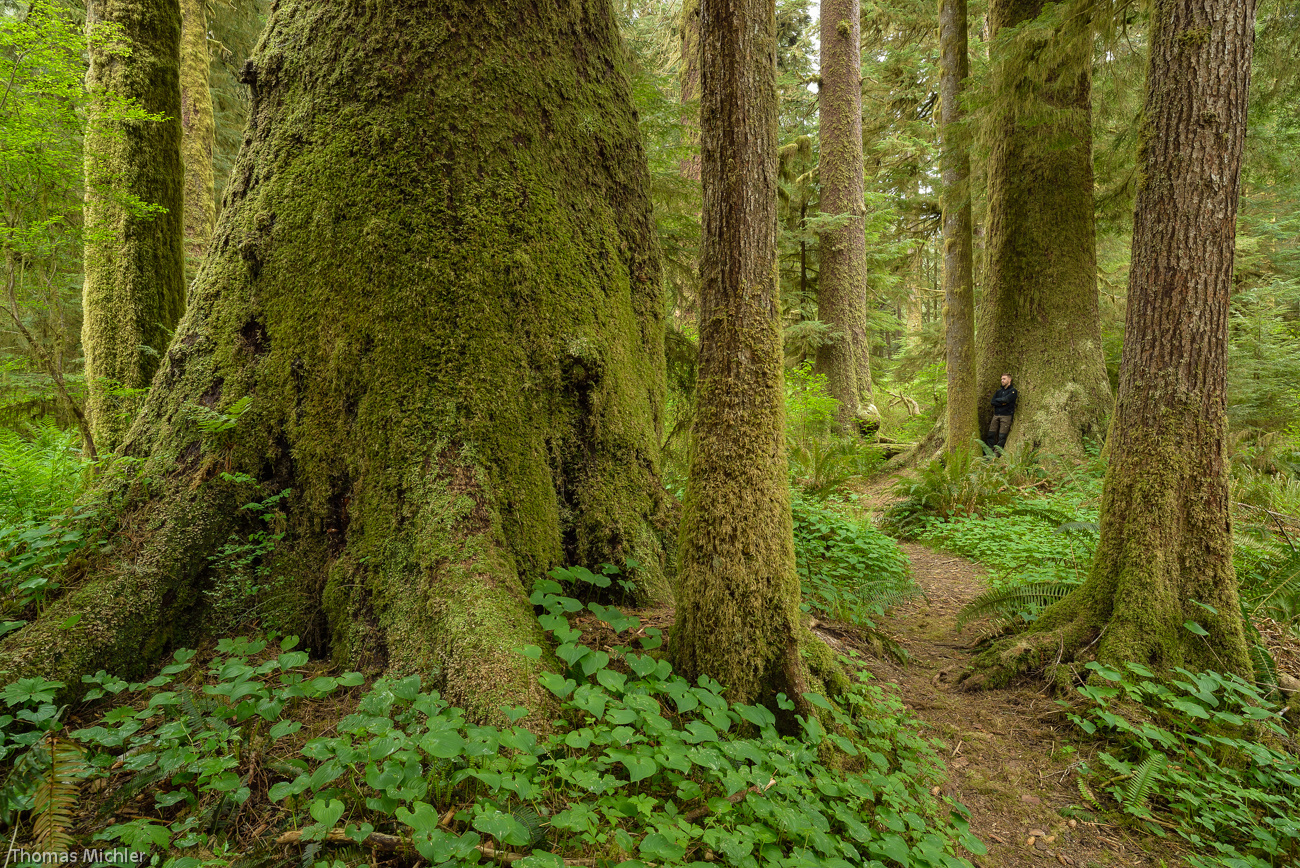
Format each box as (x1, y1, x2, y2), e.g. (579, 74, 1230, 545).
(986, 414, 1013, 449)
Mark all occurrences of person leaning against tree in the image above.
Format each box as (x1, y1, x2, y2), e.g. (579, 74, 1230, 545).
(986, 373, 1017, 450)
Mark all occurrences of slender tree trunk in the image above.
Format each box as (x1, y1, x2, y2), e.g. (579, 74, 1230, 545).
(965, 0, 1259, 687)
(4, 0, 670, 721)
(940, 0, 977, 454)
(82, 0, 186, 452)
(180, 0, 216, 282)
(975, 0, 1111, 457)
(679, 0, 702, 182)
(671, 0, 809, 710)
(815, 0, 868, 427)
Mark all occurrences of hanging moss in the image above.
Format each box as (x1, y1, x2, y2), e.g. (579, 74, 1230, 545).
(4, 0, 670, 721)
(82, 0, 187, 452)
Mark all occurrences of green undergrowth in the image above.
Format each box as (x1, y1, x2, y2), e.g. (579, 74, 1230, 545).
(792, 495, 917, 631)
(0, 423, 95, 640)
(889, 445, 1300, 637)
(1065, 661, 1300, 868)
(0, 570, 985, 868)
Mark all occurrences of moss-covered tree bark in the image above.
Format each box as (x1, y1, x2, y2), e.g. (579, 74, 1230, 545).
(679, 0, 702, 183)
(963, 0, 1259, 688)
(82, 0, 186, 453)
(180, 0, 216, 282)
(815, 0, 870, 429)
(3, 0, 671, 720)
(975, 0, 1111, 457)
(940, 0, 977, 454)
(670, 0, 808, 709)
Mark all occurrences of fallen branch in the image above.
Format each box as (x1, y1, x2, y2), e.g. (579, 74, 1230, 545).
(275, 828, 405, 851)
(682, 777, 777, 823)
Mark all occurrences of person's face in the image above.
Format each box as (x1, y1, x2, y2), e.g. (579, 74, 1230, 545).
(1001, 375, 1011, 387)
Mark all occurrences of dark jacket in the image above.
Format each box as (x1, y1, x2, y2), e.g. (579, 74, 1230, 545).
(991, 384, 1018, 416)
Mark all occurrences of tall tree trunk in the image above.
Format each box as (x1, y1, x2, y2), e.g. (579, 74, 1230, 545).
(815, 0, 868, 427)
(679, 0, 702, 182)
(4, 0, 671, 721)
(964, 0, 1259, 687)
(975, 0, 1111, 457)
(671, 0, 808, 709)
(939, 0, 977, 454)
(180, 0, 216, 282)
(82, 0, 186, 453)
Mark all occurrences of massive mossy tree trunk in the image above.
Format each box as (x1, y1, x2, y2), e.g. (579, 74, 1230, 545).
(964, 0, 1259, 688)
(975, 0, 1111, 456)
(940, 0, 977, 454)
(3, 0, 670, 720)
(815, 0, 870, 428)
(82, 0, 186, 453)
(180, 0, 216, 282)
(670, 0, 808, 709)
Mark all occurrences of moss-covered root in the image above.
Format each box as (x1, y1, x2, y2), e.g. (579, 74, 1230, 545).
(0, 485, 242, 701)
(959, 497, 1253, 692)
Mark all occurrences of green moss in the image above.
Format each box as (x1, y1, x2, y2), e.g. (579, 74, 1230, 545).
(3, 0, 671, 717)
(975, 0, 1112, 457)
(963, 388, 1251, 690)
(179, 0, 216, 282)
(83, 0, 187, 452)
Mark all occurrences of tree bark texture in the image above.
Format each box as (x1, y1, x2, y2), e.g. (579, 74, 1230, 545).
(939, 0, 978, 454)
(6, 0, 670, 720)
(975, 0, 1111, 457)
(180, 0, 216, 283)
(966, 0, 1259, 686)
(815, 0, 869, 426)
(679, 0, 702, 183)
(1066, 0, 1257, 677)
(82, 0, 187, 453)
(671, 0, 807, 707)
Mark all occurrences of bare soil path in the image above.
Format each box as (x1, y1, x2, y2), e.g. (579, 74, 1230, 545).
(850, 542, 1185, 868)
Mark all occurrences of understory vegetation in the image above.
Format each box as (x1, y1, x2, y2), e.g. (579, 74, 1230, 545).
(885, 441, 1300, 867)
(2, 0, 1298, 864)
(1, 544, 985, 866)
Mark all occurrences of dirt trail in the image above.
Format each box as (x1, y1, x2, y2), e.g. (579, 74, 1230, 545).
(850, 543, 1182, 868)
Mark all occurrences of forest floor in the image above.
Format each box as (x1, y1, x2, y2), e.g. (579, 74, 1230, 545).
(796, 481, 1190, 868)
(844, 541, 1185, 868)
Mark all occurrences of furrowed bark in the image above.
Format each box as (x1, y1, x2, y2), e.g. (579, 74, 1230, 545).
(671, 0, 808, 711)
(939, 0, 977, 454)
(815, 0, 870, 428)
(180, 0, 216, 282)
(963, 0, 1259, 687)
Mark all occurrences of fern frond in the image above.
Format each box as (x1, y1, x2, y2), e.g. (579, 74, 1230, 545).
(1246, 546, 1300, 617)
(1004, 505, 1077, 525)
(1243, 613, 1281, 697)
(1122, 753, 1166, 812)
(956, 581, 1077, 629)
(511, 805, 548, 847)
(1077, 776, 1100, 807)
(33, 735, 84, 852)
